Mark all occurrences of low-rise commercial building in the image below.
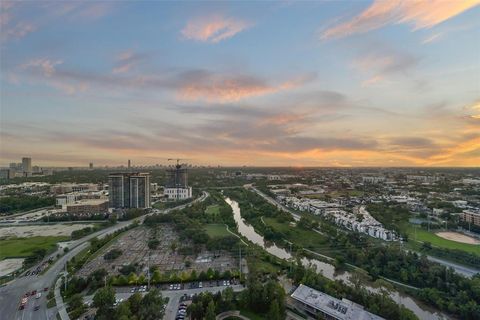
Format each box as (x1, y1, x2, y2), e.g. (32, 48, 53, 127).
(66, 199, 108, 214)
(290, 284, 384, 320)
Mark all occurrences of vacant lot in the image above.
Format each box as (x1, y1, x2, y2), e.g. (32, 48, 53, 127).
(406, 225, 480, 255)
(204, 224, 230, 238)
(0, 236, 68, 260)
(0, 223, 95, 238)
(0, 258, 24, 276)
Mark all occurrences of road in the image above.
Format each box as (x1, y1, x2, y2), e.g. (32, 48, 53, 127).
(426, 255, 479, 278)
(245, 185, 301, 221)
(0, 192, 209, 320)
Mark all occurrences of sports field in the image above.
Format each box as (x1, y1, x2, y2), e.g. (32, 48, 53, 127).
(405, 225, 480, 255)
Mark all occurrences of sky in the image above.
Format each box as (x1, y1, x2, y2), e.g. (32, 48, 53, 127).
(0, 0, 479, 167)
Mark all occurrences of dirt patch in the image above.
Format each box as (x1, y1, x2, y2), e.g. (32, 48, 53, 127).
(436, 232, 480, 245)
(0, 224, 95, 238)
(0, 258, 24, 277)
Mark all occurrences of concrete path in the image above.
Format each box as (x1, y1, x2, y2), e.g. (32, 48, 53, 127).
(54, 273, 69, 320)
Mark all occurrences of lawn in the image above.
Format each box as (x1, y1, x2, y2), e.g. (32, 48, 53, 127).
(205, 204, 220, 216)
(329, 190, 364, 198)
(404, 225, 480, 256)
(263, 217, 328, 250)
(0, 236, 69, 260)
(204, 224, 230, 238)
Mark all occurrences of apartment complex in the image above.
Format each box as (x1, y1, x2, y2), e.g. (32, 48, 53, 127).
(461, 210, 480, 226)
(108, 172, 151, 208)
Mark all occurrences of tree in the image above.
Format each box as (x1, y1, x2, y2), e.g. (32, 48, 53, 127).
(93, 287, 115, 320)
(128, 293, 143, 315)
(205, 301, 216, 320)
(115, 301, 132, 320)
(138, 288, 166, 320)
(267, 301, 282, 320)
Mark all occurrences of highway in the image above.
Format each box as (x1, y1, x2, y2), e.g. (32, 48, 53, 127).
(0, 192, 208, 320)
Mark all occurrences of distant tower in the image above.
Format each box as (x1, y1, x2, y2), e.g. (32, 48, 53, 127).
(89, 163, 93, 169)
(22, 157, 32, 173)
(128, 160, 131, 169)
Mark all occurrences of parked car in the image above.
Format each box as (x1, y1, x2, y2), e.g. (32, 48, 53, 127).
(34, 306, 40, 311)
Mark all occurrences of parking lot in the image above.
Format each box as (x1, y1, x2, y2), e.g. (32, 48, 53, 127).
(83, 282, 244, 320)
(78, 225, 237, 277)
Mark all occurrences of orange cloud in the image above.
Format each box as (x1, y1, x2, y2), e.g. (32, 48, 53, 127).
(322, 0, 479, 39)
(178, 74, 312, 103)
(181, 14, 250, 43)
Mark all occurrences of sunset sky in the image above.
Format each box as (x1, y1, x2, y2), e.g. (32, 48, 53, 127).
(1, 1, 479, 167)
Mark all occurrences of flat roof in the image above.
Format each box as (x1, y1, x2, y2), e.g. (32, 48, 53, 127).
(67, 199, 108, 206)
(291, 284, 384, 320)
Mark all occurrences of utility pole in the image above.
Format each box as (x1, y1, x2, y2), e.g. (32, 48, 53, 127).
(239, 245, 242, 280)
(147, 251, 151, 290)
(64, 262, 67, 292)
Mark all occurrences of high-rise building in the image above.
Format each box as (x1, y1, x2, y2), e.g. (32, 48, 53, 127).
(164, 164, 192, 200)
(128, 160, 131, 169)
(89, 163, 93, 169)
(108, 172, 151, 209)
(22, 157, 32, 173)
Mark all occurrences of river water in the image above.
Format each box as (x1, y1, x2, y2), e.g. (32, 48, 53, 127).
(225, 197, 449, 320)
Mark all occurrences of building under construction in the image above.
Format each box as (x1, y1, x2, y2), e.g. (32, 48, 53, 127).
(164, 163, 192, 200)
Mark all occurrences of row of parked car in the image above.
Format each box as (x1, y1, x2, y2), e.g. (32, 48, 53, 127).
(24, 257, 53, 277)
(175, 302, 188, 320)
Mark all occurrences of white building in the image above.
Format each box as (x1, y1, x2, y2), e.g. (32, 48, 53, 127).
(290, 284, 384, 320)
(56, 194, 77, 208)
(362, 176, 386, 184)
(164, 187, 192, 200)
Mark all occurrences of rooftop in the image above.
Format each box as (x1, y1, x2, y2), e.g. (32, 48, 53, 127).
(291, 284, 384, 320)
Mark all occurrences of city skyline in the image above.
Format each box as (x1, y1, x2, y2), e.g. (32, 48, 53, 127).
(1, 1, 479, 167)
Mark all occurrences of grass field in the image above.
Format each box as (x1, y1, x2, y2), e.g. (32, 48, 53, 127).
(0, 236, 69, 260)
(405, 225, 480, 255)
(205, 204, 220, 216)
(204, 224, 230, 238)
(329, 190, 364, 198)
(263, 217, 328, 250)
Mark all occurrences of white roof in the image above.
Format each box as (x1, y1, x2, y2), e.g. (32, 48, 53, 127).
(291, 284, 384, 320)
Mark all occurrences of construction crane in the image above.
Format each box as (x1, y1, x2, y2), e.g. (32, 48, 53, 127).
(167, 158, 187, 168)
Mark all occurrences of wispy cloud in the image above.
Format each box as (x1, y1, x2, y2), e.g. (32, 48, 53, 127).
(1, 1, 115, 43)
(177, 71, 315, 102)
(422, 32, 443, 44)
(21, 58, 63, 77)
(112, 50, 148, 74)
(352, 47, 419, 86)
(322, 0, 479, 39)
(181, 14, 250, 43)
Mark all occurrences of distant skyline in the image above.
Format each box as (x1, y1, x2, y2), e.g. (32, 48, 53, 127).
(1, 1, 479, 167)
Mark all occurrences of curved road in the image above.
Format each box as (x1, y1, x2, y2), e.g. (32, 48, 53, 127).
(0, 192, 209, 320)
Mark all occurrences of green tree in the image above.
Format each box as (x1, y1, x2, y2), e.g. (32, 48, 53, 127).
(93, 287, 115, 320)
(267, 301, 282, 320)
(138, 288, 166, 320)
(115, 301, 132, 320)
(205, 301, 216, 320)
